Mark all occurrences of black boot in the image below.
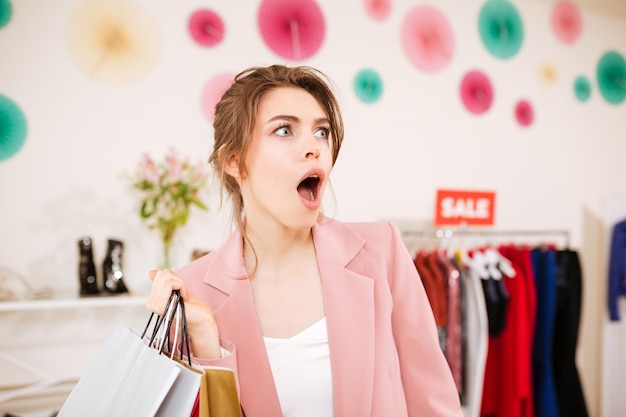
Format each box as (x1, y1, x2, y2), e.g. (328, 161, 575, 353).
(78, 237, 99, 296)
(102, 239, 129, 294)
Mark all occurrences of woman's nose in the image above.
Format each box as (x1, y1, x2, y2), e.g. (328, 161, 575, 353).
(303, 138, 321, 159)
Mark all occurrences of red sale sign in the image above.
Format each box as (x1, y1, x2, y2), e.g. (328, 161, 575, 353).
(434, 189, 496, 226)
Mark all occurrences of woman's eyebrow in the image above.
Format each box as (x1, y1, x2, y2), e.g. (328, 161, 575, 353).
(265, 115, 329, 125)
(267, 115, 299, 124)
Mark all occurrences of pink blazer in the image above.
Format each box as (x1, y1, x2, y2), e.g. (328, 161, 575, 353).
(177, 218, 463, 417)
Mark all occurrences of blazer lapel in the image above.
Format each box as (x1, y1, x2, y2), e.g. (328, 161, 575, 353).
(201, 232, 283, 417)
(313, 220, 376, 417)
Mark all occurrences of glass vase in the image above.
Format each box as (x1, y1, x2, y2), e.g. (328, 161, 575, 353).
(161, 237, 172, 270)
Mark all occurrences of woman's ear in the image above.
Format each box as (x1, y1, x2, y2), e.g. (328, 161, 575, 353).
(224, 152, 242, 178)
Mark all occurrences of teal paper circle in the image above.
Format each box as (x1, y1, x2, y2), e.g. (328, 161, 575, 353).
(0, 94, 28, 162)
(478, 0, 524, 60)
(0, 0, 12, 29)
(573, 76, 591, 102)
(596, 50, 626, 105)
(353, 68, 383, 104)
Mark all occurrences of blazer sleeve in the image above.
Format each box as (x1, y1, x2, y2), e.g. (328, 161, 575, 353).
(386, 222, 463, 417)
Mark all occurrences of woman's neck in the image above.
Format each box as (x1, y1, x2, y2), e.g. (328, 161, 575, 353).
(242, 220, 316, 281)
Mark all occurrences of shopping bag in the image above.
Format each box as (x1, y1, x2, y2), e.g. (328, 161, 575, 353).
(58, 290, 202, 417)
(199, 366, 243, 417)
(57, 325, 181, 417)
(155, 355, 203, 416)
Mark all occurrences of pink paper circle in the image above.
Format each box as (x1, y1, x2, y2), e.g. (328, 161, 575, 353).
(201, 72, 235, 122)
(551, 1, 582, 44)
(364, 0, 391, 21)
(401, 5, 454, 72)
(188, 9, 225, 47)
(460, 70, 493, 115)
(258, 0, 325, 61)
(515, 99, 533, 127)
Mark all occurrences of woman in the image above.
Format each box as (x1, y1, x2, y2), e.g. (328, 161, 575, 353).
(147, 64, 463, 417)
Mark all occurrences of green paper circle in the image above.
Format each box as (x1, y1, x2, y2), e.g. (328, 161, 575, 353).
(0, 94, 28, 162)
(573, 76, 591, 102)
(596, 50, 626, 105)
(353, 68, 383, 104)
(0, 0, 12, 29)
(478, 0, 524, 60)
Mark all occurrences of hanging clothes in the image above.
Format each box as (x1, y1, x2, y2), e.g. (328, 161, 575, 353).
(479, 246, 534, 417)
(552, 250, 589, 417)
(414, 251, 447, 350)
(531, 248, 560, 417)
(608, 219, 626, 321)
(452, 253, 488, 417)
(402, 228, 587, 417)
(438, 251, 463, 400)
(490, 245, 536, 417)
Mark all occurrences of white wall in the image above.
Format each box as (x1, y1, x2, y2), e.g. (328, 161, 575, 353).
(1, 0, 625, 415)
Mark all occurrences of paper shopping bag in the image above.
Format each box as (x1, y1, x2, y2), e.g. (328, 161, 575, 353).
(199, 367, 243, 417)
(155, 355, 203, 416)
(60, 290, 202, 417)
(58, 325, 181, 417)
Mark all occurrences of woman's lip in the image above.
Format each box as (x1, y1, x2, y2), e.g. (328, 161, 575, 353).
(298, 168, 325, 185)
(299, 193, 321, 210)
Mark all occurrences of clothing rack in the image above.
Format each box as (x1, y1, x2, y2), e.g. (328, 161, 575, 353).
(400, 228, 571, 248)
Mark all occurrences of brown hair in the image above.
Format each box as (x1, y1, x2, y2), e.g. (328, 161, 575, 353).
(209, 64, 344, 233)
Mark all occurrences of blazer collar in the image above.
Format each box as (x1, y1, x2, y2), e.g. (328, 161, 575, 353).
(313, 219, 376, 416)
(201, 218, 376, 416)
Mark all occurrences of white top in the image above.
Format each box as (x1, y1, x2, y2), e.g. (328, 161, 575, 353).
(263, 317, 334, 417)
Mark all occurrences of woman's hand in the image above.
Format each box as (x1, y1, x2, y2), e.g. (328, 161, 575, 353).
(146, 269, 222, 360)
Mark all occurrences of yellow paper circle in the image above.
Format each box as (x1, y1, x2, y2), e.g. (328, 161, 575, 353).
(65, 0, 160, 85)
(539, 61, 558, 87)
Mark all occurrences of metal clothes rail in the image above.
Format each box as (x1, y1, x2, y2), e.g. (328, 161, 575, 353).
(400, 228, 571, 248)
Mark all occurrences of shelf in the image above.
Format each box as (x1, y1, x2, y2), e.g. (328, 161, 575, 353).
(0, 291, 147, 312)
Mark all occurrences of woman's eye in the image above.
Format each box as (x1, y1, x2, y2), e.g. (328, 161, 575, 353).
(275, 126, 291, 137)
(315, 127, 330, 139)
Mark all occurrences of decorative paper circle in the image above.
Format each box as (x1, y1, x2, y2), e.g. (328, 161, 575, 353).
(478, 0, 524, 60)
(188, 9, 225, 47)
(551, 1, 582, 45)
(201, 72, 236, 122)
(257, 0, 325, 61)
(0, 94, 27, 162)
(596, 50, 626, 105)
(514, 99, 533, 127)
(354, 68, 383, 104)
(65, 0, 161, 85)
(460, 70, 494, 115)
(573, 75, 591, 102)
(0, 0, 12, 29)
(401, 5, 455, 72)
(539, 61, 558, 87)
(364, 0, 391, 21)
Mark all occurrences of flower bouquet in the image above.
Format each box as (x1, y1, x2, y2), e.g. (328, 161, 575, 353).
(130, 149, 209, 268)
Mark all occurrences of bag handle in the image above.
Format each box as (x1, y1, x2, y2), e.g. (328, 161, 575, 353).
(141, 290, 193, 366)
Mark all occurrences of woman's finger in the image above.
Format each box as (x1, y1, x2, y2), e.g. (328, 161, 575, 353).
(146, 269, 188, 313)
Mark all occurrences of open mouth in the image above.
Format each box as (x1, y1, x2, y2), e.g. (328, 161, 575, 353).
(297, 175, 320, 201)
